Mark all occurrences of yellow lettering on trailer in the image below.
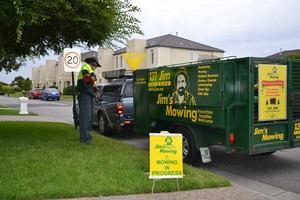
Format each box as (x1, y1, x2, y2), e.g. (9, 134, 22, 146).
(254, 127, 268, 135)
(262, 133, 284, 141)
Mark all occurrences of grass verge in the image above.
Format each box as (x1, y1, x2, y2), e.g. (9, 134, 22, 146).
(3, 93, 73, 101)
(0, 105, 9, 108)
(0, 122, 230, 200)
(0, 108, 38, 116)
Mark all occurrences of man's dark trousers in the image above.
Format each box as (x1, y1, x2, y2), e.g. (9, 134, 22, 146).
(78, 93, 94, 143)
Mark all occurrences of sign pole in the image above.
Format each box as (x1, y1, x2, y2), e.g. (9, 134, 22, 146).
(71, 71, 78, 130)
(63, 48, 81, 130)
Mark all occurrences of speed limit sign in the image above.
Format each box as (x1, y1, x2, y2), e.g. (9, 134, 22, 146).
(64, 48, 81, 72)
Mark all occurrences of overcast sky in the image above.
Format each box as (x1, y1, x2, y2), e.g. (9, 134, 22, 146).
(1, 0, 300, 84)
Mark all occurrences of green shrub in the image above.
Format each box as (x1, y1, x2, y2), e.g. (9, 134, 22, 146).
(63, 86, 76, 95)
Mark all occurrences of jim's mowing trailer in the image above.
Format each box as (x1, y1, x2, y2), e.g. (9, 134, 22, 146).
(133, 57, 300, 164)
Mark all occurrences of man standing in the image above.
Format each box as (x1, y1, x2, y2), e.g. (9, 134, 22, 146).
(77, 56, 101, 145)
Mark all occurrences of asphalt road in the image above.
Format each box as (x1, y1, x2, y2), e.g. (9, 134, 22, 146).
(2, 96, 300, 195)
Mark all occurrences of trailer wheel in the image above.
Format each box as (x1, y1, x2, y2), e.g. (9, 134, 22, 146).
(98, 113, 112, 136)
(175, 127, 200, 164)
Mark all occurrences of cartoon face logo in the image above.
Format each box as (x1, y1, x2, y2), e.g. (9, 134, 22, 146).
(172, 67, 196, 106)
(273, 67, 277, 74)
(164, 136, 176, 150)
(176, 74, 187, 96)
(165, 136, 173, 145)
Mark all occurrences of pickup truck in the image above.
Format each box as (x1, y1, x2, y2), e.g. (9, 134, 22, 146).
(95, 79, 134, 136)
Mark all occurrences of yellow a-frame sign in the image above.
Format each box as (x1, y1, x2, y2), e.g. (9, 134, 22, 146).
(122, 52, 146, 71)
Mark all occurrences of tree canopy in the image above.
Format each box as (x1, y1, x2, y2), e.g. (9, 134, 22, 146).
(0, 0, 143, 73)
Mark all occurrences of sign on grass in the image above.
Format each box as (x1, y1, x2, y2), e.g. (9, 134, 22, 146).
(149, 133, 183, 179)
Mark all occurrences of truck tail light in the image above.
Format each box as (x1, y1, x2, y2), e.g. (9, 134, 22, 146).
(230, 133, 235, 145)
(117, 102, 123, 114)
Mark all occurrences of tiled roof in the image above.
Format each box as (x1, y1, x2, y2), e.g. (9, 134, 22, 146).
(113, 48, 126, 55)
(81, 50, 98, 61)
(146, 34, 224, 52)
(114, 34, 224, 54)
(266, 49, 300, 59)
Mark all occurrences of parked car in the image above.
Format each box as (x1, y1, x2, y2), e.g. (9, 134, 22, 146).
(76, 79, 133, 136)
(96, 79, 133, 135)
(41, 88, 61, 101)
(28, 88, 43, 99)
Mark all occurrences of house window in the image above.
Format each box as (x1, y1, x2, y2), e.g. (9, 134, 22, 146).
(116, 57, 118, 68)
(189, 52, 194, 61)
(198, 53, 202, 61)
(151, 50, 154, 64)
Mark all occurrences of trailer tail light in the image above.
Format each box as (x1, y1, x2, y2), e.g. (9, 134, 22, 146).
(117, 102, 123, 114)
(230, 133, 235, 145)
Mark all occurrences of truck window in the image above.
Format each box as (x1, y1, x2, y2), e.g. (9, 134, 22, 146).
(102, 85, 121, 96)
(123, 83, 133, 97)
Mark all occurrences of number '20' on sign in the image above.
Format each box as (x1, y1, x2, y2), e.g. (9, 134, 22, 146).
(64, 49, 81, 72)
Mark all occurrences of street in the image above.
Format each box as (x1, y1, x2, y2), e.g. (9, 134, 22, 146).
(1, 96, 300, 196)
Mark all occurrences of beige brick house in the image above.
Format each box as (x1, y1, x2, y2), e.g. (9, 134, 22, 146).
(32, 34, 225, 92)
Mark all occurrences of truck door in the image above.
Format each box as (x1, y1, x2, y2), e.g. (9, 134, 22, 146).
(251, 59, 291, 154)
(290, 60, 300, 147)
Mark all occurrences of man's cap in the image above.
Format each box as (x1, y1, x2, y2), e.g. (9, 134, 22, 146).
(85, 57, 101, 67)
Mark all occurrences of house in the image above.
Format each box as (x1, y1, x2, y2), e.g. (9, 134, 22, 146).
(32, 34, 225, 90)
(96, 34, 225, 83)
(266, 49, 300, 59)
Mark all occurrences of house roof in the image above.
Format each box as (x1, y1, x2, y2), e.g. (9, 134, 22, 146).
(266, 49, 300, 59)
(114, 48, 126, 55)
(146, 34, 225, 52)
(114, 34, 225, 55)
(81, 50, 98, 61)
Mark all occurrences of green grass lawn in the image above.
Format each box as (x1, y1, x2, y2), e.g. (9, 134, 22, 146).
(0, 122, 230, 200)
(0, 108, 38, 116)
(59, 95, 73, 101)
(0, 105, 9, 108)
(2, 93, 73, 101)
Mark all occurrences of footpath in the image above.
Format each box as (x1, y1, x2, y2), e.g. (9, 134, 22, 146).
(1, 95, 300, 200)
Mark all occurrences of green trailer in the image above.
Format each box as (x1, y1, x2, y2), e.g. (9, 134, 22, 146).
(133, 57, 300, 164)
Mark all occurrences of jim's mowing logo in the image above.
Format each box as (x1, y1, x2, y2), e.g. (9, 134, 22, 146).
(155, 136, 177, 154)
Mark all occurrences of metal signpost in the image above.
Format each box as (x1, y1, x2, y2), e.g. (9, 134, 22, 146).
(63, 48, 81, 130)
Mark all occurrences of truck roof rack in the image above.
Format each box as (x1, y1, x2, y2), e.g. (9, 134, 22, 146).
(102, 69, 133, 80)
(161, 56, 237, 68)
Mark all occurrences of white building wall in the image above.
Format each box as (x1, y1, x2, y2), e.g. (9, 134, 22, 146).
(96, 48, 114, 84)
(39, 65, 46, 88)
(45, 60, 56, 87)
(31, 67, 40, 88)
(56, 56, 71, 93)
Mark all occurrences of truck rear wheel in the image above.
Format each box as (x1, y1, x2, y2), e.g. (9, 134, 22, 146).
(98, 113, 112, 136)
(175, 127, 200, 164)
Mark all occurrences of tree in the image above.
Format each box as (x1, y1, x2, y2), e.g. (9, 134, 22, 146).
(14, 76, 25, 82)
(284, 53, 300, 59)
(22, 78, 32, 91)
(0, 0, 143, 73)
(1, 86, 17, 96)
